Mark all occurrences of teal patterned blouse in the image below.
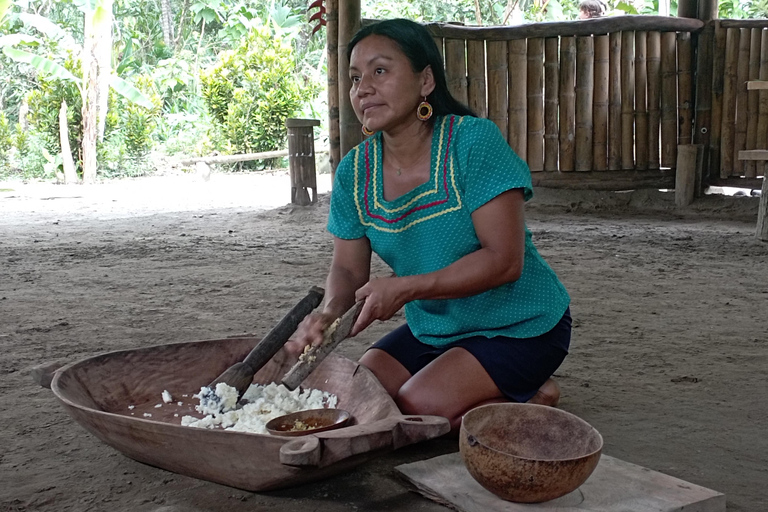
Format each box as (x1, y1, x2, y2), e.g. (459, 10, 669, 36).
(327, 115, 570, 346)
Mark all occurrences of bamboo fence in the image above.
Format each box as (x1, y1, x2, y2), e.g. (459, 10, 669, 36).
(339, 16, 768, 190)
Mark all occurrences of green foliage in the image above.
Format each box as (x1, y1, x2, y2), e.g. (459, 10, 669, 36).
(200, 26, 311, 166)
(118, 74, 162, 156)
(0, 110, 11, 157)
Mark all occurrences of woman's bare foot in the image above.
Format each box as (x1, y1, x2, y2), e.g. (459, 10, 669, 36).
(528, 378, 560, 407)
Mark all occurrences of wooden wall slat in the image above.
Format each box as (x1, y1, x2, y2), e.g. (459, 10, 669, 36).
(635, 31, 649, 170)
(647, 31, 661, 170)
(487, 40, 509, 139)
(694, 22, 714, 182)
(434, 36, 444, 59)
(559, 36, 576, 172)
(575, 36, 594, 172)
(733, 28, 751, 176)
(677, 32, 693, 146)
(608, 32, 622, 170)
(757, 29, 768, 174)
(721, 28, 740, 178)
(527, 38, 545, 172)
(745, 28, 762, 178)
(593, 34, 609, 171)
(466, 40, 487, 117)
(621, 31, 636, 170)
(710, 21, 726, 180)
(660, 31, 677, 168)
(544, 37, 560, 171)
(444, 39, 468, 107)
(508, 39, 527, 159)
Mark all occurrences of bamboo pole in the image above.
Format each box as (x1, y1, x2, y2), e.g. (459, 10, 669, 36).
(527, 38, 545, 172)
(608, 32, 622, 170)
(721, 28, 740, 178)
(593, 34, 609, 171)
(745, 28, 762, 179)
(711, 21, 726, 181)
(621, 31, 635, 170)
(433, 36, 444, 59)
(544, 37, 559, 171)
(734, 28, 751, 177)
(661, 32, 677, 168)
(326, 0, 339, 178)
(635, 31, 649, 170)
(508, 39, 527, 159)
(338, 0, 361, 158)
(487, 40, 509, 140)
(758, 30, 768, 163)
(678, 32, 693, 147)
(647, 31, 661, 170)
(694, 22, 714, 185)
(559, 36, 576, 172)
(575, 36, 594, 172)
(467, 40, 487, 117)
(421, 16, 704, 41)
(445, 38, 469, 107)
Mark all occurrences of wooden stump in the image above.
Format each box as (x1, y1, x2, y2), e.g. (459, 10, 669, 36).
(286, 119, 320, 206)
(757, 171, 768, 242)
(676, 144, 701, 207)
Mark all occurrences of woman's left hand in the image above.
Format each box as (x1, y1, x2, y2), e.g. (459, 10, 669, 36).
(351, 276, 411, 336)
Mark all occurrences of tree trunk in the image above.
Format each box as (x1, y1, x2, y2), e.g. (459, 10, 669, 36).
(97, 0, 113, 142)
(161, 0, 174, 48)
(59, 101, 78, 184)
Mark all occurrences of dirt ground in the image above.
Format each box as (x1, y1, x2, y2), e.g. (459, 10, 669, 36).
(1, 171, 766, 512)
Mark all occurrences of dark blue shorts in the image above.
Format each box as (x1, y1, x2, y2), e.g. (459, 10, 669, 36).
(369, 308, 571, 403)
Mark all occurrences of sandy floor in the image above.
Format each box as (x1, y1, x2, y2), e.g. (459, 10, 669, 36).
(1, 171, 766, 511)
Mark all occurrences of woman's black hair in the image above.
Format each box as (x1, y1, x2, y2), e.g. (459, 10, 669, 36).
(347, 18, 476, 119)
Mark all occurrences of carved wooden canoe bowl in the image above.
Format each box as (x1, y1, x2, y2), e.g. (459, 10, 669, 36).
(47, 337, 450, 491)
(459, 403, 602, 503)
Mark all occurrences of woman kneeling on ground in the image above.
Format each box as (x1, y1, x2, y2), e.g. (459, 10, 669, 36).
(293, 18, 572, 433)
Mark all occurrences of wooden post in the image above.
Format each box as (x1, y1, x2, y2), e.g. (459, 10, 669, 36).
(527, 38, 545, 172)
(698, 0, 718, 21)
(757, 170, 768, 241)
(559, 36, 576, 172)
(593, 34, 609, 171)
(678, 32, 693, 146)
(661, 31, 677, 168)
(445, 39, 468, 107)
(621, 31, 635, 170)
(675, 144, 700, 207)
(487, 40, 509, 139)
(677, 0, 698, 19)
(544, 37, 559, 171)
(647, 31, 661, 170)
(711, 21, 726, 182)
(286, 119, 321, 206)
(508, 39, 527, 159)
(635, 31, 649, 170)
(721, 28, 740, 178)
(745, 28, 762, 179)
(575, 35, 594, 172)
(693, 21, 714, 188)
(338, 0, 361, 158)
(608, 32, 622, 170)
(734, 28, 751, 177)
(467, 40, 487, 117)
(326, 0, 340, 179)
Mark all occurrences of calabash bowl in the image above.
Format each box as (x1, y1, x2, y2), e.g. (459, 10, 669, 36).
(459, 403, 602, 503)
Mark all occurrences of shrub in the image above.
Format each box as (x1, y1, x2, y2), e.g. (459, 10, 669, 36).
(200, 26, 314, 168)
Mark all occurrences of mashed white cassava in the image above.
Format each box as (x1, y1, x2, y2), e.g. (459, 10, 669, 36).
(180, 382, 338, 435)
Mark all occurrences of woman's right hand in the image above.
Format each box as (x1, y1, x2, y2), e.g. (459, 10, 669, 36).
(284, 311, 337, 357)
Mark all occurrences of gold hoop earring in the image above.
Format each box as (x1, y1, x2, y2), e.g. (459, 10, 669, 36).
(417, 98, 433, 121)
(362, 125, 374, 136)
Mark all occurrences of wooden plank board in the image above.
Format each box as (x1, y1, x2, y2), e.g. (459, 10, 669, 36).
(746, 80, 768, 90)
(738, 149, 768, 160)
(396, 452, 725, 512)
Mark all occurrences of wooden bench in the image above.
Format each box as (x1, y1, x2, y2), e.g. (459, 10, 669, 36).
(737, 149, 768, 242)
